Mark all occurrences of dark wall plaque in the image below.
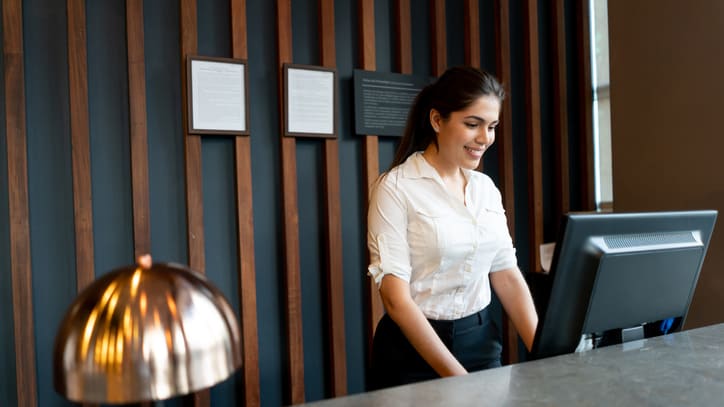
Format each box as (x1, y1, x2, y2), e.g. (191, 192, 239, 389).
(353, 69, 432, 137)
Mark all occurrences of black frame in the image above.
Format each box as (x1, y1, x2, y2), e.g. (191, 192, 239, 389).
(283, 63, 338, 139)
(186, 55, 250, 136)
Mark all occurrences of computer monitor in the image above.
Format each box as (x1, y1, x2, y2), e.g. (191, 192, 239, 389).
(530, 210, 717, 360)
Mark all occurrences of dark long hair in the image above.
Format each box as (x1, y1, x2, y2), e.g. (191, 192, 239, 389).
(388, 66, 505, 170)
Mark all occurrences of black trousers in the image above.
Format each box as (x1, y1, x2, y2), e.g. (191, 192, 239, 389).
(369, 307, 502, 390)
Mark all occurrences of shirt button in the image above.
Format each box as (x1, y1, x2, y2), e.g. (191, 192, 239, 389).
(464, 264, 472, 272)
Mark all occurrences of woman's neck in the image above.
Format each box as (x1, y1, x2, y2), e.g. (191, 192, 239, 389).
(421, 149, 467, 203)
(421, 148, 462, 181)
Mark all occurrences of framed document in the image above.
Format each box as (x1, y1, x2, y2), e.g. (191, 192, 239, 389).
(284, 64, 337, 138)
(187, 55, 249, 135)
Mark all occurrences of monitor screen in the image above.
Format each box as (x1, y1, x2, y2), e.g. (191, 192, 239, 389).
(530, 210, 717, 360)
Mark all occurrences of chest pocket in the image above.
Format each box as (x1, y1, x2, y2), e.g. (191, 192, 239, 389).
(412, 207, 475, 256)
(476, 205, 509, 241)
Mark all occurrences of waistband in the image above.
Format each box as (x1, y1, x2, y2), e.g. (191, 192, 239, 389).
(426, 307, 490, 333)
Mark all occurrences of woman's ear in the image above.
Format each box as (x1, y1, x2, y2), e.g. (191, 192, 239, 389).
(429, 108, 441, 133)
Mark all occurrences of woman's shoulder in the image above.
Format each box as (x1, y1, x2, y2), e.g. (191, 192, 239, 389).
(466, 169, 496, 188)
(372, 167, 406, 199)
(375, 156, 417, 187)
(467, 170, 504, 207)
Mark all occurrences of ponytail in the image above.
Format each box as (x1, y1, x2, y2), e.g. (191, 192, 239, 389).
(389, 83, 437, 169)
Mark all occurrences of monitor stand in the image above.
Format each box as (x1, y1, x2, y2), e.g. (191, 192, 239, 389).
(587, 324, 646, 349)
(621, 325, 645, 343)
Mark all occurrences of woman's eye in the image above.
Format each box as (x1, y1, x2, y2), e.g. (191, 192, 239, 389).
(489, 126, 497, 131)
(465, 122, 479, 129)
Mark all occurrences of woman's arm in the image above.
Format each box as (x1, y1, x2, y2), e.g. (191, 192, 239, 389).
(489, 268, 538, 351)
(379, 274, 467, 377)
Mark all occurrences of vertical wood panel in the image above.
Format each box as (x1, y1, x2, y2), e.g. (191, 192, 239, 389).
(464, 0, 483, 171)
(67, 0, 95, 291)
(276, 0, 306, 403)
(280, 125, 305, 405)
(126, 8, 153, 407)
(234, 136, 261, 407)
(463, 0, 480, 68)
(358, 0, 384, 360)
(552, 0, 570, 229)
(523, 0, 543, 273)
(318, 0, 347, 396)
(358, 0, 376, 76)
(394, 0, 412, 74)
(3, 0, 38, 404)
(576, 0, 595, 211)
(430, 0, 446, 76)
(494, 0, 518, 364)
(180, 0, 205, 274)
(494, 2, 515, 233)
(179, 0, 208, 405)
(126, 0, 151, 257)
(358, 0, 377, 188)
(362, 138, 379, 199)
(230, 0, 261, 405)
(322, 141, 347, 396)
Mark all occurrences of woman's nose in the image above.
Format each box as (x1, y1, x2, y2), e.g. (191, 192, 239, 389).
(476, 128, 494, 146)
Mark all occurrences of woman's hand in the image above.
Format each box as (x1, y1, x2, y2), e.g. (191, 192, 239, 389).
(378, 274, 467, 377)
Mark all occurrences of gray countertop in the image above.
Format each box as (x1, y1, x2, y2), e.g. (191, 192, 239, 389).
(298, 323, 724, 406)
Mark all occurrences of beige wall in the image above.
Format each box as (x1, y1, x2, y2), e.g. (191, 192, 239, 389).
(608, 0, 724, 328)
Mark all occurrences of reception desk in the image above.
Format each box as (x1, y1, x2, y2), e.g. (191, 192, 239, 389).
(300, 323, 724, 406)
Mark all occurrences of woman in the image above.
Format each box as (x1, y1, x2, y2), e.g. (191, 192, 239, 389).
(367, 66, 538, 389)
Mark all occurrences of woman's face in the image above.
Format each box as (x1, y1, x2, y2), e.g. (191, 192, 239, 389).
(428, 94, 501, 171)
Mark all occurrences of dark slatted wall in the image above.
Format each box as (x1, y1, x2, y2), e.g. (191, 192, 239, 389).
(0, 1, 594, 405)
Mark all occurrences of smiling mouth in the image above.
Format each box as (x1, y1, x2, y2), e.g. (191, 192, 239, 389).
(464, 146, 484, 154)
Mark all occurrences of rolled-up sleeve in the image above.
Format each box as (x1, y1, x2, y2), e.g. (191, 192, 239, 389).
(367, 177, 412, 286)
(491, 245, 517, 272)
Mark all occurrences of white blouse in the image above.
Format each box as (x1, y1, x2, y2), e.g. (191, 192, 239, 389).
(367, 152, 518, 320)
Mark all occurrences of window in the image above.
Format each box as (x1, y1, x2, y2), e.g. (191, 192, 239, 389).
(591, 0, 612, 210)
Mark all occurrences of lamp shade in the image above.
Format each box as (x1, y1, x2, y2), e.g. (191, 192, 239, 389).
(53, 257, 242, 403)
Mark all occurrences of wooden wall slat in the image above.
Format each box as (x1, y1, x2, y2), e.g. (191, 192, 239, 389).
(280, 134, 305, 405)
(126, 0, 151, 257)
(576, 0, 595, 211)
(464, 0, 480, 68)
(231, 0, 248, 58)
(322, 139, 347, 396)
(362, 139, 379, 201)
(276, 0, 305, 403)
(67, 0, 95, 291)
(230, 0, 261, 405)
(127, 5, 152, 407)
(464, 0, 482, 172)
(359, 0, 376, 74)
(494, 0, 518, 365)
(430, 0, 446, 76)
(394, 0, 412, 74)
(493, 3, 515, 242)
(180, 0, 205, 274)
(234, 136, 261, 406)
(358, 0, 384, 357)
(552, 0, 570, 229)
(179, 0, 208, 405)
(318, 0, 347, 396)
(358, 0, 377, 192)
(523, 0, 543, 274)
(3, 0, 38, 405)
